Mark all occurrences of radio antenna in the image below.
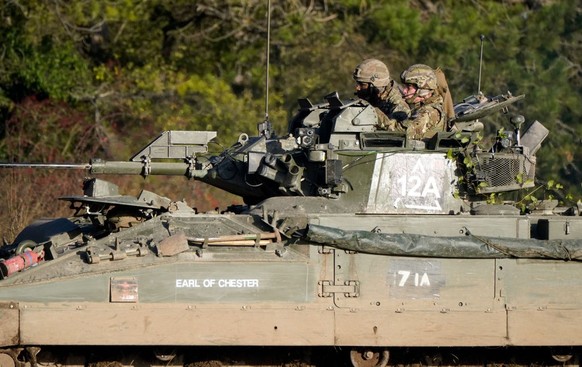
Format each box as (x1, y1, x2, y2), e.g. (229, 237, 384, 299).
(264, 0, 271, 121)
(258, 0, 273, 138)
(477, 34, 485, 96)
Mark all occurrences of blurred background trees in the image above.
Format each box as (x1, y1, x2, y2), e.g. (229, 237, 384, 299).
(0, 0, 580, 240)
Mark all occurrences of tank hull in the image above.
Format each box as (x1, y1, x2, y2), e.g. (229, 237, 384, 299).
(2, 213, 582, 351)
(0, 94, 579, 365)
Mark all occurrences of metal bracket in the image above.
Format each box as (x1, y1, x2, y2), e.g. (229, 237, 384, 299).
(141, 156, 151, 177)
(185, 156, 198, 179)
(86, 239, 149, 264)
(318, 280, 360, 297)
(318, 246, 333, 254)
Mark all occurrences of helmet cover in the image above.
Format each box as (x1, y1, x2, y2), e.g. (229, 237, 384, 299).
(353, 59, 391, 88)
(400, 64, 438, 90)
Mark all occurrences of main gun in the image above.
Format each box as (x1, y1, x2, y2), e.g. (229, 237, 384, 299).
(0, 131, 215, 178)
(0, 130, 310, 204)
(0, 160, 208, 178)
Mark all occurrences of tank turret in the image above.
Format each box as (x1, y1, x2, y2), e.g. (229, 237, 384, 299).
(0, 91, 546, 212)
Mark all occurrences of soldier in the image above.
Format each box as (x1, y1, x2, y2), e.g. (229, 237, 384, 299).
(399, 64, 447, 140)
(352, 58, 410, 130)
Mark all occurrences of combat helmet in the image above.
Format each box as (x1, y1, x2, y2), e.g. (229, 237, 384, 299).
(400, 64, 438, 90)
(353, 59, 391, 88)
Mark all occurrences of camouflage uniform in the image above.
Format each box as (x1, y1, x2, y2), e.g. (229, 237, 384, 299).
(405, 94, 445, 140)
(399, 64, 447, 140)
(374, 81, 411, 131)
(352, 59, 411, 130)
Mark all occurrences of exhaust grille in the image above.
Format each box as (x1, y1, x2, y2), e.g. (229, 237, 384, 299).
(472, 153, 536, 193)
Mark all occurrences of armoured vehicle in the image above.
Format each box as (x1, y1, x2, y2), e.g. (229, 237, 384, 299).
(0, 90, 581, 367)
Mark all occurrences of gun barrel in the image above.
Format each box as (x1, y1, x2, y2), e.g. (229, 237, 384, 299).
(89, 160, 207, 178)
(0, 161, 208, 179)
(0, 163, 91, 170)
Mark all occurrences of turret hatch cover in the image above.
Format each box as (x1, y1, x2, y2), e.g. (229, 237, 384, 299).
(451, 94, 525, 123)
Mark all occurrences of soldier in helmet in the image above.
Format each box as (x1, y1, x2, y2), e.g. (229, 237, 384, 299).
(352, 58, 410, 129)
(399, 64, 446, 140)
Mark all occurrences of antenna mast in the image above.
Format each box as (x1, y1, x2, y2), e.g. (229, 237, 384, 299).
(477, 34, 485, 96)
(264, 0, 271, 121)
(258, 0, 273, 138)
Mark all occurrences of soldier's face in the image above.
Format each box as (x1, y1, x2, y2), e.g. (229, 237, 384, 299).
(355, 82, 375, 100)
(402, 84, 417, 99)
(403, 84, 427, 104)
(355, 82, 370, 92)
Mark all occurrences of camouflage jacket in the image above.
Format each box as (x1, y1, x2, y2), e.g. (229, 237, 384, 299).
(374, 82, 411, 130)
(405, 95, 446, 140)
